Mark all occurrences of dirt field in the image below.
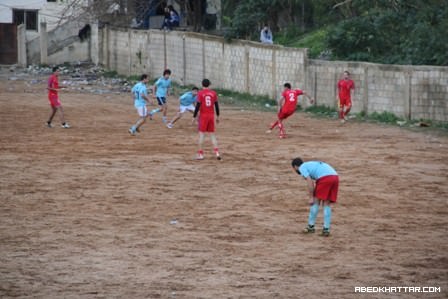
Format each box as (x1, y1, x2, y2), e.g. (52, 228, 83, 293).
(1, 72, 447, 299)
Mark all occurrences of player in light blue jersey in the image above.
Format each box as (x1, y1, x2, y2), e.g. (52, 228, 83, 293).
(150, 69, 172, 123)
(166, 87, 199, 128)
(292, 157, 339, 237)
(128, 74, 150, 135)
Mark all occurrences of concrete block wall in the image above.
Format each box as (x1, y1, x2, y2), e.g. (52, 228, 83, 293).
(366, 64, 408, 117)
(248, 45, 274, 97)
(165, 33, 184, 83)
(128, 30, 150, 76)
(184, 35, 205, 86)
(411, 68, 448, 121)
(203, 37, 225, 90)
(147, 31, 166, 78)
(99, 27, 447, 122)
(221, 42, 246, 93)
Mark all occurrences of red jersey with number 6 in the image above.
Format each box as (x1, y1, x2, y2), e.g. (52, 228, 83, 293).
(282, 89, 303, 113)
(197, 88, 218, 115)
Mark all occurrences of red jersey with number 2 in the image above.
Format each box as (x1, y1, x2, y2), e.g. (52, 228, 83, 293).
(197, 88, 218, 115)
(282, 89, 303, 113)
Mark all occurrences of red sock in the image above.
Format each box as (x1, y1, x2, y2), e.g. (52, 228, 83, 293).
(270, 120, 279, 130)
(213, 147, 219, 153)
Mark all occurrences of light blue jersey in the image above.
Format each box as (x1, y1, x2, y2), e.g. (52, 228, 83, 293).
(132, 82, 148, 108)
(299, 161, 338, 180)
(155, 77, 171, 98)
(179, 91, 197, 106)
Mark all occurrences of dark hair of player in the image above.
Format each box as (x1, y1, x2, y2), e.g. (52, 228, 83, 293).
(163, 69, 172, 76)
(192, 86, 199, 91)
(202, 79, 211, 87)
(291, 157, 303, 175)
(284, 83, 291, 89)
(140, 74, 148, 81)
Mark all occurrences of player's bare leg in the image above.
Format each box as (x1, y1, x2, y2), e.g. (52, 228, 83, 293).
(196, 132, 205, 160)
(278, 120, 286, 138)
(129, 117, 146, 135)
(167, 111, 182, 128)
(339, 106, 346, 123)
(47, 107, 58, 127)
(266, 119, 279, 133)
(161, 103, 168, 123)
(210, 134, 221, 160)
(58, 106, 66, 125)
(344, 105, 351, 121)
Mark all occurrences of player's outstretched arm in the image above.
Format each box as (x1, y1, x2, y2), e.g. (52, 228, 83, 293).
(303, 91, 315, 104)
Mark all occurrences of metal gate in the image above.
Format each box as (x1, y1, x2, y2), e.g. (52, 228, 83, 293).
(0, 23, 18, 64)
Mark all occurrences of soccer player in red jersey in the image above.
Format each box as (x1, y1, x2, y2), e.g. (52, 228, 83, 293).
(192, 79, 221, 160)
(47, 67, 70, 128)
(337, 70, 355, 123)
(266, 83, 314, 138)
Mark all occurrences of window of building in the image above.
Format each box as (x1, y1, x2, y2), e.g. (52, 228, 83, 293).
(13, 9, 38, 31)
(47, 0, 57, 2)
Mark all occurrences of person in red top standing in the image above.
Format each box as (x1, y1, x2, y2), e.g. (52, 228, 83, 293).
(47, 66, 70, 128)
(192, 78, 221, 160)
(337, 70, 355, 123)
(266, 83, 314, 138)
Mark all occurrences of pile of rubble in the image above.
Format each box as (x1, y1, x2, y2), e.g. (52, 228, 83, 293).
(4, 62, 133, 95)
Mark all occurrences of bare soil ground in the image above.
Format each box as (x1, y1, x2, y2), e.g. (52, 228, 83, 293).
(0, 72, 447, 298)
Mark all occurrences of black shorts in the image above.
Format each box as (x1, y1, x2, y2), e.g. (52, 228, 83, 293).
(157, 97, 167, 105)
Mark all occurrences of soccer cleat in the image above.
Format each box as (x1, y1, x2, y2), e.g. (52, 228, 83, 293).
(215, 152, 221, 160)
(135, 127, 141, 133)
(279, 134, 287, 139)
(149, 112, 153, 120)
(303, 225, 315, 234)
(128, 128, 136, 136)
(265, 129, 272, 134)
(46, 122, 53, 128)
(61, 123, 71, 128)
(166, 123, 173, 129)
(321, 228, 330, 237)
(344, 116, 348, 121)
(162, 117, 167, 123)
(340, 119, 346, 124)
(196, 153, 204, 160)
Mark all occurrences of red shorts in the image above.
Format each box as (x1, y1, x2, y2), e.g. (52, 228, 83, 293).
(198, 114, 215, 133)
(339, 98, 352, 108)
(277, 109, 295, 120)
(48, 94, 61, 107)
(314, 175, 339, 202)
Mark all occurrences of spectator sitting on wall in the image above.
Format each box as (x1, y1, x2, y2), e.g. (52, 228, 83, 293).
(260, 25, 273, 44)
(161, 5, 180, 30)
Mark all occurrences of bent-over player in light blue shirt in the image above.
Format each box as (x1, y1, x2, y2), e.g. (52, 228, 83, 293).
(166, 87, 199, 128)
(292, 158, 339, 237)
